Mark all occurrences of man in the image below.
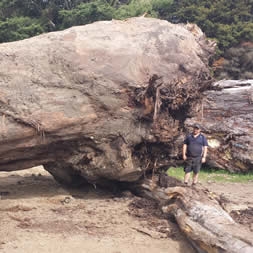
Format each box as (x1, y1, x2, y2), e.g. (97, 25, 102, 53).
(182, 123, 208, 185)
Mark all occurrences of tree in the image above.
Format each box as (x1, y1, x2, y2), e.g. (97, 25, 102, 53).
(59, 1, 114, 28)
(0, 16, 44, 42)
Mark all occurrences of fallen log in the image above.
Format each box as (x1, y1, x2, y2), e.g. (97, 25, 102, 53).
(0, 17, 251, 181)
(186, 80, 253, 172)
(131, 175, 253, 253)
(0, 17, 215, 184)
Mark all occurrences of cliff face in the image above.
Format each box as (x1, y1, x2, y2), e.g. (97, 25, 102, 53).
(1, 17, 250, 185)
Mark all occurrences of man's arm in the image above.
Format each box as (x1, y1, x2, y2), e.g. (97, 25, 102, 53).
(183, 144, 187, 160)
(202, 146, 208, 163)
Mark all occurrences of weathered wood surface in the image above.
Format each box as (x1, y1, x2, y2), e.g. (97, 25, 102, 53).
(186, 80, 253, 172)
(0, 17, 215, 184)
(133, 176, 253, 253)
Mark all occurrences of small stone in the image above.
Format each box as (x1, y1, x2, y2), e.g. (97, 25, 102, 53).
(121, 190, 134, 198)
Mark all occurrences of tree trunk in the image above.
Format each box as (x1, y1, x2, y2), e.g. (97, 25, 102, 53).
(0, 17, 215, 184)
(0, 17, 251, 182)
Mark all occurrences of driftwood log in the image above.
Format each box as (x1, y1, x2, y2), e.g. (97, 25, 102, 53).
(0, 17, 252, 184)
(131, 175, 253, 253)
(0, 17, 215, 184)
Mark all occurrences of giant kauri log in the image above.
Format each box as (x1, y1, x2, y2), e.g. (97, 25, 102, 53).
(0, 17, 252, 183)
(0, 17, 215, 184)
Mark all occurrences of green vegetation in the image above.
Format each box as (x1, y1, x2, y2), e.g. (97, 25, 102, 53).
(216, 43, 253, 79)
(0, 16, 44, 42)
(0, 0, 252, 78)
(167, 167, 253, 183)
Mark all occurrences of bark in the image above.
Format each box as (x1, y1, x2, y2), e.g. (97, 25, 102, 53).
(186, 80, 253, 172)
(131, 175, 253, 253)
(0, 17, 215, 184)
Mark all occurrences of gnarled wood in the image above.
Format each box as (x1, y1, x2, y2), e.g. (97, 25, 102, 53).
(132, 176, 253, 253)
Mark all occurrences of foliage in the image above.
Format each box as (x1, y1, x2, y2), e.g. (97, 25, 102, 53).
(215, 43, 253, 79)
(162, 0, 253, 54)
(59, 1, 115, 28)
(112, 0, 154, 20)
(0, 16, 44, 43)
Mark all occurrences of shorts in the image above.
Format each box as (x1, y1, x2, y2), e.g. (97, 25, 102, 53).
(184, 157, 202, 174)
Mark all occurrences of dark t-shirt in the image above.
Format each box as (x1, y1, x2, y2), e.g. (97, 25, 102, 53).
(184, 134, 208, 158)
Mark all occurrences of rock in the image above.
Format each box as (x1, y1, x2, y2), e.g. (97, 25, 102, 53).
(121, 190, 134, 198)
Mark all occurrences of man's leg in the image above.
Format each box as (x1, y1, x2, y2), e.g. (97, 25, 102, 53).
(184, 159, 192, 184)
(184, 172, 191, 184)
(192, 172, 199, 184)
(192, 157, 201, 184)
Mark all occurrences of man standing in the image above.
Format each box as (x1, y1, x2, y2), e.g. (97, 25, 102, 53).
(183, 124, 208, 185)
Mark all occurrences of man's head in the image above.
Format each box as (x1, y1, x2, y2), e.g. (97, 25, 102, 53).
(193, 123, 201, 135)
